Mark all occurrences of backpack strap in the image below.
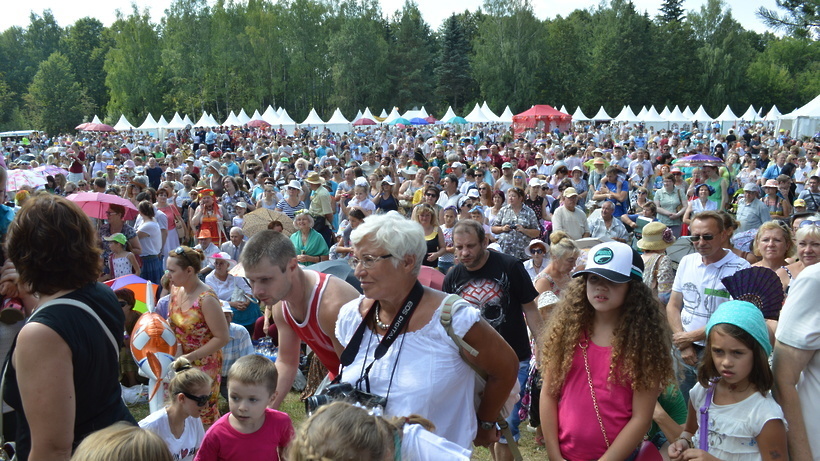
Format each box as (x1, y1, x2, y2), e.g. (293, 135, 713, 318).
(36, 298, 119, 359)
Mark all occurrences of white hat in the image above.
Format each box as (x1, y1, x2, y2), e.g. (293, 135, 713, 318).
(209, 252, 238, 270)
(572, 241, 644, 283)
(287, 180, 302, 190)
(525, 239, 547, 257)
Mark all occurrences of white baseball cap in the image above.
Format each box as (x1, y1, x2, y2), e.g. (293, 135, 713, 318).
(573, 241, 644, 283)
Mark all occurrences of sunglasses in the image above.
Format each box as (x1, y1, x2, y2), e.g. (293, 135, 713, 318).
(689, 234, 715, 242)
(530, 249, 545, 254)
(172, 246, 197, 267)
(425, 193, 437, 197)
(799, 219, 820, 228)
(180, 391, 211, 407)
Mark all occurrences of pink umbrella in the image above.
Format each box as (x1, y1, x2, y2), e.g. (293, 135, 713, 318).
(424, 116, 437, 123)
(33, 165, 70, 177)
(82, 123, 116, 132)
(75, 122, 91, 130)
(68, 192, 139, 220)
(247, 119, 270, 128)
(418, 266, 444, 290)
(7, 169, 47, 191)
(353, 118, 376, 126)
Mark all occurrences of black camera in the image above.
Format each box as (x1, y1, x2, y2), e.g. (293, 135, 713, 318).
(304, 382, 387, 416)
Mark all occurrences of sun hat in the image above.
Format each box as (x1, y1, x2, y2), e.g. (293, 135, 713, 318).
(103, 233, 127, 246)
(563, 187, 578, 198)
(209, 252, 237, 270)
(502, 162, 513, 169)
(573, 241, 644, 283)
(706, 300, 772, 355)
(466, 188, 480, 199)
(286, 180, 302, 190)
(525, 239, 548, 258)
(197, 229, 213, 239)
(593, 158, 605, 165)
(381, 178, 395, 186)
(763, 179, 779, 189)
(637, 222, 676, 251)
(236, 201, 248, 209)
(743, 183, 760, 194)
(304, 171, 324, 184)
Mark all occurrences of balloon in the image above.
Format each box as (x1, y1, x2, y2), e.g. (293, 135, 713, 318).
(130, 312, 177, 401)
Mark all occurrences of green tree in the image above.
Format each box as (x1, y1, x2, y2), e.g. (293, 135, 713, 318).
(543, 10, 593, 110)
(0, 74, 16, 128)
(0, 27, 32, 110)
(658, 0, 685, 23)
(434, 14, 476, 112)
(61, 17, 110, 115)
(281, 0, 332, 120)
(25, 11, 63, 66)
(104, 6, 166, 120)
(386, 1, 436, 109)
(25, 52, 90, 134)
(757, 0, 820, 39)
(160, 0, 211, 116)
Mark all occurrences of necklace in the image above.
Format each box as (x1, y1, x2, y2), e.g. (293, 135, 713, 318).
(374, 306, 391, 330)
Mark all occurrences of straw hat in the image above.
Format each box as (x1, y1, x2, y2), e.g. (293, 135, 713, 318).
(637, 222, 676, 251)
(304, 171, 324, 185)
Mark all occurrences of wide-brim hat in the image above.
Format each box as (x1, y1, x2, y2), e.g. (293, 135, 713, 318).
(197, 229, 213, 239)
(525, 239, 548, 257)
(763, 179, 779, 189)
(209, 252, 237, 270)
(287, 180, 302, 190)
(304, 172, 324, 184)
(637, 222, 675, 251)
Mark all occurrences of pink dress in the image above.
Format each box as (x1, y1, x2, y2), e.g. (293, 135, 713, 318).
(169, 289, 223, 426)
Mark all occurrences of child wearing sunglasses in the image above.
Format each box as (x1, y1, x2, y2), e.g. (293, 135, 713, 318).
(195, 355, 293, 461)
(139, 358, 213, 460)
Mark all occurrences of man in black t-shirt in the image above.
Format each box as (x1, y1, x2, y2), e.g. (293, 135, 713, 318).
(443, 219, 542, 461)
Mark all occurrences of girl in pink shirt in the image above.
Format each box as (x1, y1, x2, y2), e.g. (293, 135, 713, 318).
(539, 242, 674, 461)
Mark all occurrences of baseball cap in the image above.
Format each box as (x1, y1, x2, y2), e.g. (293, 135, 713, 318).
(502, 162, 513, 169)
(743, 183, 760, 194)
(573, 241, 644, 283)
(793, 198, 806, 207)
(563, 187, 578, 198)
(103, 233, 127, 246)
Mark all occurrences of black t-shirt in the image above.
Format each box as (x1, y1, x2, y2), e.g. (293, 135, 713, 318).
(146, 165, 163, 189)
(443, 250, 538, 361)
(4, 282, 136, 459)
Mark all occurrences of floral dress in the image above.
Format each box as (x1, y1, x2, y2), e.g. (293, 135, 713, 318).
(168, 288, 223, 426)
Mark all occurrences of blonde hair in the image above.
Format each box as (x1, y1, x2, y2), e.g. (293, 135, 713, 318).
(288, 401, 434, 461)
(753, 221, 795, 258)
(411, 203, 440, 227)
(167, 357, 213, 403)
(228, 354, 278, 394)
(549, 231, 580, 260)
(70, 422, 172, 461)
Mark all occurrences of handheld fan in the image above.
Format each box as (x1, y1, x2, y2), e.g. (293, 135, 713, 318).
(721, 266, 784, 320)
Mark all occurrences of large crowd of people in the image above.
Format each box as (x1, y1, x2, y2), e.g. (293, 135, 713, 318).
(0, 119, 818, 460)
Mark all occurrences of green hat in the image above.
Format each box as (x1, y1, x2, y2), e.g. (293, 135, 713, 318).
(104, 233, 127, 246)
(706, 301, 772, 355)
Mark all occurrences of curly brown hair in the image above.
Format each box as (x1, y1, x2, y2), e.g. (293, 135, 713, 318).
(6, 194, 102, 295)
(540, 276, 674, 397)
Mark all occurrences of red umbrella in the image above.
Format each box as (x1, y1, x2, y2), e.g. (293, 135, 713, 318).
(82, 123, 116, 132)
(247, 119, 270, 128)
(68, 192, 139, 220)
(353, 118, 376, 126)
(75, 122, 91, 130)
(424, 116, 437, 123)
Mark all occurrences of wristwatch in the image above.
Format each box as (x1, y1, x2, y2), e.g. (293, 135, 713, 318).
(478, 418, 495, 431)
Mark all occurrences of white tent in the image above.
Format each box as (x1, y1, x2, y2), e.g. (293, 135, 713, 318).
(643, 106, 668, 128)
(441, 106, 458, 123)
(222, 111, 242, 127)
(138, 113, 159, 130)
(207, 113, 220, 127)
(113, 114, 135, 131)
(636, 106, 649, 120)
(325, 108, 350, 133)
(715, 105, 739, 123)
(354, 110, 363, 121)
(379, 109, 389, 119)
(778, 94, 820, 138)
(667, 106, 686, 124)
(465, 103, 491, 123)
(739, 105, 759, 121)
(194, 111, 212, 127)
(613, 106, 637, 123)
(481, 101, 501, 122)
(156, 115, 169, 129)
(360, 107, 378, 123)
(250, 110, 264, 121)
(182, 114, 193, 126)
(764, 105, 781, 121)
(591, 106, 612, 121)
(559, 105, 568, 115)
(237, 109, 251, 125)
(166, 112, 187, 130)
(262, 106, 279, 125)
(499, 106, 514, 124)
(277, 109, 297, 129)
(572, 107, 590, 121)
(384, 108, 402, 124)
(91, 115, 103, 124)
(691, 105, 712, 123)
(682, 106, 694, 119)
(301, 108, 325, 126)
(660, 106, 671, 119)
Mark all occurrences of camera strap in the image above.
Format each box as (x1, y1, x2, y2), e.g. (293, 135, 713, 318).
(340, 280, 425, 367)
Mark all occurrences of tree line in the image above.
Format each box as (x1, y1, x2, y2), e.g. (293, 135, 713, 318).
(0, 0, 818, 134)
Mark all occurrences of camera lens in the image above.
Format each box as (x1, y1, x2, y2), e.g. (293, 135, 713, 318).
(304, 395, 330, 416)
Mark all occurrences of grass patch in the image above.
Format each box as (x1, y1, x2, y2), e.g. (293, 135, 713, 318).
(129, 391, 546, 460)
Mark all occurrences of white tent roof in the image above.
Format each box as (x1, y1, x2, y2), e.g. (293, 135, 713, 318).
(441, 106, 458, 122)
(715, 105, 738, 122)
(277, 109, 296, 127)
(384, 108, 402, 124)
(113, 114, 135, 131)
(499, 106, 514, 123)
(636, 106, 649, 119)
(481, 101, 500, 122)
(739, 105, 759, 121)
(222, 111, 242, 127)
(156, 115, 169, 128)
(465, 103, 491, 123)
(591, 106, 612, 120)
(237, 109, 251, 125)
(166, 112, 186, 130)
(764, 105, 781, 121)
(613, 106, 637, 122)
(326, 108, 349, 124)
(354, 110, 363, 121)
(643, 106, 666, 123)
(182, 114, 193, 126)
(559, 105, 568, 114)
(207, 113, 220, 127)
(91, 115, 103, 124)
(360, 107, 378, 122)
(667, 106, 686, 123)
(194, 111, 212, 127)
(262, 106, 279, 125)
(301, 108, 325, 126)
(379, 109, 389, 118)
(660, 106, 671, 119)
(682, 106, 694, 119)
(778, 94, 820, 138)
(572, 107, 589, 121)
(250, 110, 263, 121)
(782, 94, 820, 118)
(691, 105, 712, 122)
(138, 113, 158, 130)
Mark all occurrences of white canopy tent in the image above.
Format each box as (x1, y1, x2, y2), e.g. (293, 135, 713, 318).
(636, 106, 649, 120)
(166, 112, 187, 130)
(441, 106, 458, 123)
(714, 105, 739, 133)
(572, 107, 590, 121)
(325, 108, 350, 133)
(691, 105, 712, 123)
(156, 115, 169, 129)
(383, 108, 402, 124)
(276, 108, 297, 130)
(91, 115, 103, 124)
(559, 105, 568, 115)
(666, 106, 687, 125)
(402, 107, 429, 120)
(778, 94, 820, 138)
(498, 106, 514, 124)
(250, 110, 264, 121)
(354, 110, 363, 121)
(113, 114, 135, 131)
(481, 101, 501, 122)
(682, 106, 694, 119)
(237, 109, 251, 125)
(660, 106, 671, 119)
(138, 113, 159, 131)
(182, 114, 193, 126)
(764, 105, 781, 121)
(591, 106, 612, 121)
(301, 108, 326, 127)
(360, 107, 378, 123)
(613, 106, 637, 123)
(379, 109, 389, 119)
(222, 111, 242, 127)
(465, 103, 492, 123)
(739, 105, 759, 121)
(194, 111, 213, 127)
(262, 105, 279, 125)
(643, 106, 668, 129)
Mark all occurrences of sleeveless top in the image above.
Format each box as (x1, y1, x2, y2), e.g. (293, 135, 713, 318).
(423, 230, 440, 267)
(376, 193, 398, 212)
(4, 283, 136, 459)
(282, 271, 340, 378)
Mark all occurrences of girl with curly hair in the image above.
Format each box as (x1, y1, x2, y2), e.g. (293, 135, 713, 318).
(539, 241, 674, 461)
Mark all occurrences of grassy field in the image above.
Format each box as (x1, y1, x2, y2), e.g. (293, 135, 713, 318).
(128, 390, 546, 460)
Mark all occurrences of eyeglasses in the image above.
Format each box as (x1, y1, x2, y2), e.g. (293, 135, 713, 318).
(800, 219, 820, 228)
(479, 187, 488, 191)
(180, 391, 211, 407)
(349, 254, 392, 270)
(530, 249, 545, 254)
(638, 191, 648, 195)
(514, 176, 524, 179)
(425, 193, 437, 197)
(689, 234, 715, 242)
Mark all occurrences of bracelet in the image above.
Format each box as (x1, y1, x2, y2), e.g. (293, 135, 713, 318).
(677, 437, 694, 449)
